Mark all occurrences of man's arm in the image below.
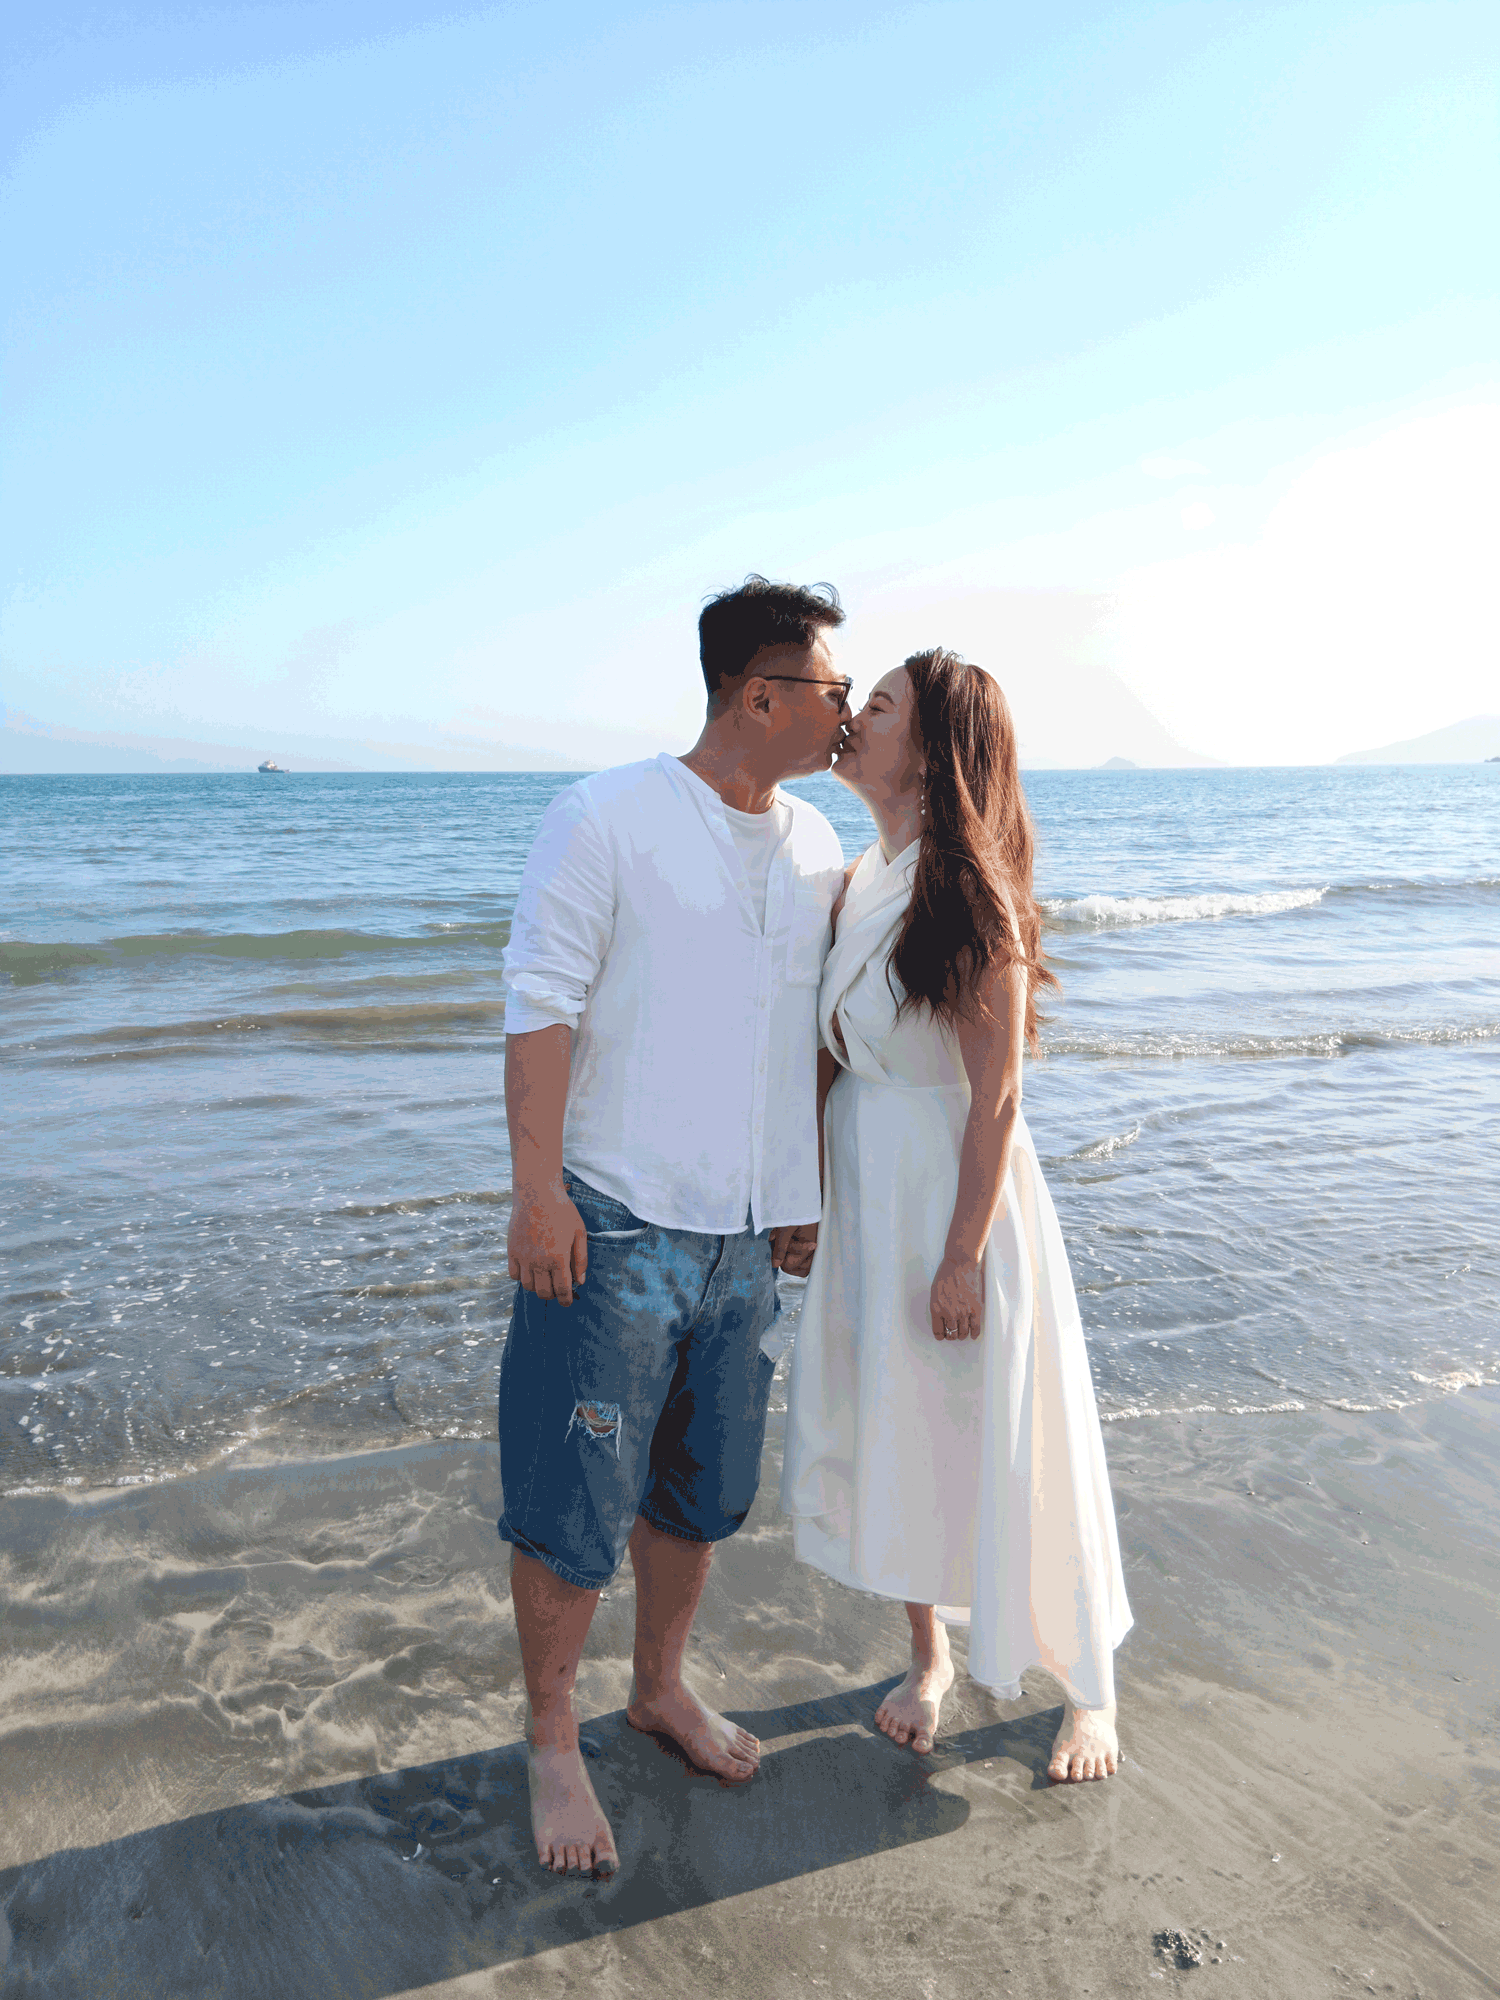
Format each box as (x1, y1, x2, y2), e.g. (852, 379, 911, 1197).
(502, 787, 615, 1310)
(770, 857, 853, 1278)
(769, 1013, 842, 1280)
(506, 1025, 588, 1307)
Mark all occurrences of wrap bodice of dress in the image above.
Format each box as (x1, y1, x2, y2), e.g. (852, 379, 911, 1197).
(819, 838, 965, 1091)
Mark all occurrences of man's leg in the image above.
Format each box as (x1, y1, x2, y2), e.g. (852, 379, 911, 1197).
(511, 1548, 619, 1874)
(500, 1175, 690, 1874)
(624, 1515, 760, 1781)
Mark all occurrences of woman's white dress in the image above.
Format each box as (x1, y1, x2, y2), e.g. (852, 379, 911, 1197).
(781, 838, 1133, 1707)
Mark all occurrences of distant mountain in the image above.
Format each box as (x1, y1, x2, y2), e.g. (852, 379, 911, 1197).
(1337, 715, 1500, 764)
(1099, 756, 1139, 770)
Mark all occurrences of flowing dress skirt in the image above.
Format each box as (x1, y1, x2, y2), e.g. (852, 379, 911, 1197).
(782, 1067, 1133, 1708)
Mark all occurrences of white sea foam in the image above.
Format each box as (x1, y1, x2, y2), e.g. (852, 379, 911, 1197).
(1075, 1122, 1142, 1160)
(1046, 1020, 1500, 1062)
(1408, 1366, 1491, 1392)
(1044, 886, 1326, 928)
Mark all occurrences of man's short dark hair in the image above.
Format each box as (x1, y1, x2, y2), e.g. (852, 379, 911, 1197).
(698, 575, 845, 703)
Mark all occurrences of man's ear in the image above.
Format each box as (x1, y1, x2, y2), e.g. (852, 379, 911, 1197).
(741, 676, 773, 722)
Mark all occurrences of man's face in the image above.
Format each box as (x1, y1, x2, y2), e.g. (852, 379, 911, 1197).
(744, 631, 852, 780)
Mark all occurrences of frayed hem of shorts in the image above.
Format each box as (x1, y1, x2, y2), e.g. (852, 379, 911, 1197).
(497, 1519, 619, 1593)
(636, 1505, 745, 1547)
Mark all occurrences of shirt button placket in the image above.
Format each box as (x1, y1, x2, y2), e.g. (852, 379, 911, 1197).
(751, 937, 771, 1223)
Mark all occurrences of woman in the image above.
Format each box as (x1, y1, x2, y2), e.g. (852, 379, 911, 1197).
(782, 649, 1132, 1782)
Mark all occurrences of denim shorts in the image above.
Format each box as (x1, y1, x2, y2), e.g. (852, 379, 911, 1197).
(496, 1170, 780, 1591)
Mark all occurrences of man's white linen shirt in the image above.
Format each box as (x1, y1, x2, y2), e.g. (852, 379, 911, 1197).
(503, 753, 845, 1234)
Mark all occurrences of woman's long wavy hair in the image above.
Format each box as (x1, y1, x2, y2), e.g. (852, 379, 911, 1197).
(889, 648, 1057, 1051)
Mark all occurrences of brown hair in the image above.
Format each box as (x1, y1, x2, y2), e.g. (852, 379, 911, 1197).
(698, 575, 845, 703)
(889, 647, 1057, 1051)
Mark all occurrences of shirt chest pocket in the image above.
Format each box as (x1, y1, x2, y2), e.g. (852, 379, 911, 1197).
(782, 891, 830, 987)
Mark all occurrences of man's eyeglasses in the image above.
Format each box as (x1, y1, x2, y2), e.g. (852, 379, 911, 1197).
(755, 673, 854, 708)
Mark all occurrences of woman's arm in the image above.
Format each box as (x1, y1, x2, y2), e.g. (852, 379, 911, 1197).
(928, 957, 1027, 1341)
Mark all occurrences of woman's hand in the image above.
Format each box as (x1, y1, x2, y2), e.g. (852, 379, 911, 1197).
(929, 1254, 984, 1341)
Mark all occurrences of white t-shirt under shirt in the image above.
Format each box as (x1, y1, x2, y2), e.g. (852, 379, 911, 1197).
(721, 795, 793, 934)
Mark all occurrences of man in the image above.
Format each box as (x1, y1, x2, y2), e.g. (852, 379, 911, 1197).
(499, 575, 851, 1876)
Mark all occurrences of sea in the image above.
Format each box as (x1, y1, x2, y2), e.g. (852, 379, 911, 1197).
(2, 763, 1497, 1497)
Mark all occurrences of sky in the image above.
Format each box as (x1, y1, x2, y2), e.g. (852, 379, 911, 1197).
(3, 0, 1497, 769)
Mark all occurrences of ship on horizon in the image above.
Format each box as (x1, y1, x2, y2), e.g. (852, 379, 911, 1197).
(257, 758, 287, 773)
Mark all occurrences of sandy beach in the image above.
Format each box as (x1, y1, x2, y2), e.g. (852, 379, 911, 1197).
(3, 1382, 1499, 1999)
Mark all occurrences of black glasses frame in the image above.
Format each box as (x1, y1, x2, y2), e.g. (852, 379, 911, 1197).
(754, 673, 854, 707)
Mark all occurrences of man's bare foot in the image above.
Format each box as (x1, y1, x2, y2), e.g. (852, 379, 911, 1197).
(875, 1620, 955, 1755)
(525, 1728, 619, 1875)
(626, 1678, 760, 1784)
(1047, 1699, 1119, 1782)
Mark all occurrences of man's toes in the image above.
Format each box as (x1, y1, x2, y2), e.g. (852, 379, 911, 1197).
(913, 1729, 934, 1754)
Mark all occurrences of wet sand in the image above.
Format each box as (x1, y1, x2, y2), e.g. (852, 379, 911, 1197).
(3, 1388, 1499, 1999)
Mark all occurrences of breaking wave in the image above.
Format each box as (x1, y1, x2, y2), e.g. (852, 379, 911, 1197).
(1045, 1020, 1500, 1062)
(0, 924, 511, 986)
(1044, 887, 1326, 930)
(1071, 1123, 1143, 1160)
(1043, 874, 1499, 934)
(18, 1000, 509, 1063)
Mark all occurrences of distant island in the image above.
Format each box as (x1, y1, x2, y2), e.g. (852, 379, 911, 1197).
(1339, 715, 1500, 764)
(1098, 756, 1139, 770)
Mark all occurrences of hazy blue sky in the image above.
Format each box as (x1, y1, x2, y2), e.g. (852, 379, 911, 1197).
(3, 1, 1496, 766)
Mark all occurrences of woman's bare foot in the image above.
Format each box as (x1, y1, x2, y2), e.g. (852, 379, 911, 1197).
(874, 1606, 955, 1755)
(626, 1677, 761, 1784)
(1047, 1699, 1119, 1782)
(525, 1727, 619, 1875)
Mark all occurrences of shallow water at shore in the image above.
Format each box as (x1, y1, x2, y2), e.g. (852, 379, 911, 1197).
(3, 764, 1497, 1493)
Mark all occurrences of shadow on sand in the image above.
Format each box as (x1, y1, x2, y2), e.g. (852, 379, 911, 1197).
(0, 1681, 1065, 1998)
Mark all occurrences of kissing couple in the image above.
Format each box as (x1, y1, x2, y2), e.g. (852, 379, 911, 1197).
(499, 575, 1133, 1876)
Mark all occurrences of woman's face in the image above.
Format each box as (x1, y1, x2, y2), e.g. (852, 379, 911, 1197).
(834, 666, 925, 802)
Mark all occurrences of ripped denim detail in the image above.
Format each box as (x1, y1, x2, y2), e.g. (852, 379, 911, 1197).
(567, 1399, 623, 1458)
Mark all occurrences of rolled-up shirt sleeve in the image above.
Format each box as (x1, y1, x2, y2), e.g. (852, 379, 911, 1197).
(503, 784, 616, 1034)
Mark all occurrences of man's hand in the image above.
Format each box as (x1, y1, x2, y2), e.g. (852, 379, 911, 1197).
(509, 1183, 588, 1306)
(770, 1222, 818, 1279)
